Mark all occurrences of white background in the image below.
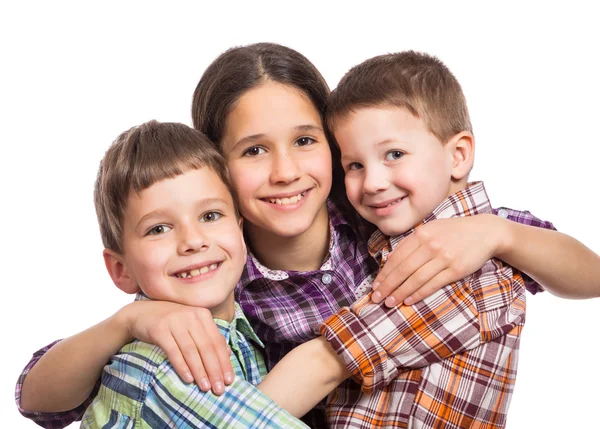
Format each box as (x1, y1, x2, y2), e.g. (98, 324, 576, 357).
(2, 1, 599, 428)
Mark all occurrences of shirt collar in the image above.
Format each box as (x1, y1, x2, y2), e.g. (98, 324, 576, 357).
(240, 198, 352, 284)
(368, 181, 492, 260)
(134, 292, 263, 348)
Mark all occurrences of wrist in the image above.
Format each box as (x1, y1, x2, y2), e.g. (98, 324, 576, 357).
(111, 303, 137, 344)
(492, 215, 517, 261)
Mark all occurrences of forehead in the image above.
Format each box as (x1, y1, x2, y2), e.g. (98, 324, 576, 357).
(223, 82, 322, 142)
(127, 167, 235, 212)
(334, 106, 429, 147)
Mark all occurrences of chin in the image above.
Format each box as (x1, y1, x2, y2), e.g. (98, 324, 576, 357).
(376, 220, 413, 237)
(270, 220, 313, 238)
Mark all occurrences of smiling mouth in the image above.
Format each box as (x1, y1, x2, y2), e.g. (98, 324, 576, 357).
(369, 197, 405, 209)
(263, 191, 308, 206)
(173, 262, 221, 279)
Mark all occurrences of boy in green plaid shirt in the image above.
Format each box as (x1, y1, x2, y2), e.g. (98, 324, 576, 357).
(81, 120, 308, 428)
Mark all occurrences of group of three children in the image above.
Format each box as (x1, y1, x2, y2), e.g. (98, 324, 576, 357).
(16, 43, 600, 428)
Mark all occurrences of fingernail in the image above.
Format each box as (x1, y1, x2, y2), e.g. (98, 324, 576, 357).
(214, 381, 225, 395)
(385, 296, 396, 307)
(227, 346, 232, 355)
(404, 296, 414, 305)
(372, 291, 382, 303)
(184, 372, 193, 383)
(199, 377, 210, 391)
(372, 281, 380, 291)
(224, 372, 234, 384)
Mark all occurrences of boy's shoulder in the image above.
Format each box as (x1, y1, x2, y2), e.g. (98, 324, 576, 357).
(104, 340, 169, 390)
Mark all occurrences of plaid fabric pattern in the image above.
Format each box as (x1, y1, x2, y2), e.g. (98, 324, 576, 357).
(15, 197, 554, 428)
(80, 302, 307, 428)
(321, 182, 529, 428)
(236, 200, 378, 370)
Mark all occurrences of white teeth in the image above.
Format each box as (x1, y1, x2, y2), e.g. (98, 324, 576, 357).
(268, 192, 305, 206)
(176, 263, 219, 279)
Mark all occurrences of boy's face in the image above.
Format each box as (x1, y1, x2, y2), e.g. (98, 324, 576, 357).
(117, 167, 246, 321)
(334, 106, 457, 236)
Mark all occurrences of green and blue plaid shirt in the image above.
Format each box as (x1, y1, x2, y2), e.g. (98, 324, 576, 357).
(81, 301, 307, 429)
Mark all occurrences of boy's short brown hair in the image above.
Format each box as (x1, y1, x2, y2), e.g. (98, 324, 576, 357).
(327, 50, 472, 144)
(94, 120, 236, 254)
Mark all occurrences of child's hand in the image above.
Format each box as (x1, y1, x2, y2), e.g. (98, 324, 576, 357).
(371, 214, 502, 307)
(118, 300, 234, 395)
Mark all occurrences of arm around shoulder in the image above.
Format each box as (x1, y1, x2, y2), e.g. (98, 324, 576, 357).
(494, 215, 600, 299)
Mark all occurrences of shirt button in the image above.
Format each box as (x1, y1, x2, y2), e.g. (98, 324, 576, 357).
(498, 209, 509, 219)
(321, 273, 333, 284)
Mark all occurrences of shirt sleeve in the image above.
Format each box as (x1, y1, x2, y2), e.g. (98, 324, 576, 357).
(492, 206, 557, 294)
(139, 366, 310, 429)
(81, 347, 309, 429)
(321, 260, 526, 394)
(15, 339, 99, 429)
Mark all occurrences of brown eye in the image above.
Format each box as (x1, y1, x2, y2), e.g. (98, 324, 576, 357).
(294, 137, 316, 147)
(201, 212, 222, 222)
(243, 146, 265, 156)
(147, 225, 171, 235)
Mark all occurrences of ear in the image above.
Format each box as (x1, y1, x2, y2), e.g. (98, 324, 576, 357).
(446, 131, 475, 181)
(103, 249, 140, 294)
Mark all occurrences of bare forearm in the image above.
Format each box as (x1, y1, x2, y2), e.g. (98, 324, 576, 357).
(258, 337, 350, 418)
(497, 218, 600, 299)
(20, 310, 132, 412)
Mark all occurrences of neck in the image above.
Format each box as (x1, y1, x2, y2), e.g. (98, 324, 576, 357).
(448, 178, 469, 197)
(245, 203, 330, 272)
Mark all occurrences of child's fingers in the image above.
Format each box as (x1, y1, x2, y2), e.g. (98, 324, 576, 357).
(205, 323, 234, 385)
(187, 325, 225, 396)
(170, 325, 213, 390)
(157, 333, 197, 386)
(372, 244, 432, 304)
(403, 268, 457, 305)
(384, 258, 445, 307)
(373, 235, 419, 291)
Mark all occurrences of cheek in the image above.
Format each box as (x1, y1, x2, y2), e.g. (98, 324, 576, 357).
(344, 175, 362, 203)
(138, 244, 170, 272)
(228, 162, 265, 207)
(124, 243, 167, 285)
(215, 228, 247, 264)
(305, 146, 333, 186)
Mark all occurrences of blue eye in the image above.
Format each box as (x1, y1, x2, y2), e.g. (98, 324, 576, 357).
(347, 162, 363, 171)
(147, 225, 172, 236)
(201, 212, 222, 222)
(243, 146, 266, 157)
(385, 150, 404, 161)
(294, 137, 316, 147)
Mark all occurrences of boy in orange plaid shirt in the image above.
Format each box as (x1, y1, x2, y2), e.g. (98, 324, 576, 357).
(261, 51, 537, 428)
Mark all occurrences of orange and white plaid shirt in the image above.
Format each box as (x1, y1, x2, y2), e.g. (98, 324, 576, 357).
(321, 182, 527, 428)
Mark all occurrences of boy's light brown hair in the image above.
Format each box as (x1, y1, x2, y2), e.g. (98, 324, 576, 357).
(327, 50, 473, 144)
(94, 120, 237, 254)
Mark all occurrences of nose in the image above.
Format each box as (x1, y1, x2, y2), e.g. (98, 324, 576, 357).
(269, 148, 301, 185)
(177, 224, 209, 255)
(362, 166, 389, 195)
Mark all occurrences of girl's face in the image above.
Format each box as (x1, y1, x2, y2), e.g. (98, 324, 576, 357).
(222, 82, 332, 238)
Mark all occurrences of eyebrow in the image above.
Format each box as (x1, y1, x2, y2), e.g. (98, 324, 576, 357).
(340, 138, 406, 163)
(135, 197, 230, 231)
(376, 138, 401, 146)
(231, 124, 324, 151)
